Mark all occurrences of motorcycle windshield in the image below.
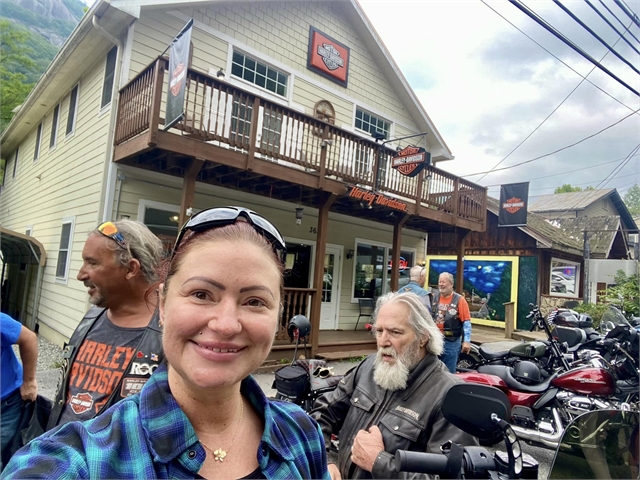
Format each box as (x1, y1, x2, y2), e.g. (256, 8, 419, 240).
(601, 306, 631, 328)
(549, 409, 639, 479)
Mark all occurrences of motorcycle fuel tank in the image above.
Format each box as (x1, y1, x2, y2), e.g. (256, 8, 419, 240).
(551, 367, 615, 396)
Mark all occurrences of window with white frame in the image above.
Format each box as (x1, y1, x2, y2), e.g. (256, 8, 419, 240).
(50, 104, 59, 149)
(550, 258, 580, 297)
(352, 239, 416, 300)
(34, 122, 43, 161)
(55, 218, 75, 281)
(66, 84, 79, 136)
(101, 46, 118, 109)
(12, 147, 19, 178)
(355, 108, 390, 139)
(231, 51, 287, 97)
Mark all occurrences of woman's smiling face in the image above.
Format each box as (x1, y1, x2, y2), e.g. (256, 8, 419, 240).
(159, 238, 281, 391)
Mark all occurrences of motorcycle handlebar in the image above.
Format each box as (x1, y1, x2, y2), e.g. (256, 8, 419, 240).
(395, 451, 450, 475)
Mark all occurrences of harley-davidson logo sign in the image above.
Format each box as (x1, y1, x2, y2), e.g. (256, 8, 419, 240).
(170, 63, 186, 96)
(347, 185, 408, 212)
(308, 27, 350, 86)
(70, 392, 93, 415)
(503, 197, 525, 214)
(318, 44, 344, 71)
(392, 146, 428, 177)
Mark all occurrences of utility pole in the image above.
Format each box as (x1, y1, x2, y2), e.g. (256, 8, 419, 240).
(583, 230, 590, 303)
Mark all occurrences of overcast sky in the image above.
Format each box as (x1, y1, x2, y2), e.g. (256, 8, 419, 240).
(83, 0, 639, 199)
(358, 0, 640, 199)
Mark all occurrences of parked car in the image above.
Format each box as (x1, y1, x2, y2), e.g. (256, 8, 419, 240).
(551, 272, 575, 293)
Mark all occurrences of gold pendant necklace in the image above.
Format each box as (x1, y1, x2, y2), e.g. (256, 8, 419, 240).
(201, 399, 244, 462)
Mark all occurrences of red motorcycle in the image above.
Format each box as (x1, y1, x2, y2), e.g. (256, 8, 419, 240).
(457, 305, 638, 450)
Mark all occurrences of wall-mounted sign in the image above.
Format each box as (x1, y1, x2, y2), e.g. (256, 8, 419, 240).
(348, 185, 408, 212)
(308, 27, 350, 87)
(498, 182, 529, 227)
(391, 146, 430, 177)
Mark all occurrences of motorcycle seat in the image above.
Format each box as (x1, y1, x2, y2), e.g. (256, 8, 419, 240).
(477, 365, 558, 393)
(478, 345, 510, 360)
(552, 326, 586, 349)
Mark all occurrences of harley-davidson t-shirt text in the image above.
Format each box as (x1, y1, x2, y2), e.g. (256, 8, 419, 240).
(58, 318, 145, 424)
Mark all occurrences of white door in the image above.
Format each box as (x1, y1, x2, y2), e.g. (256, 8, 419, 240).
(320, 246, 342, 330)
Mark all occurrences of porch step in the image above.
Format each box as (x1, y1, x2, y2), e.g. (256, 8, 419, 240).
(316, 349, 376, 361)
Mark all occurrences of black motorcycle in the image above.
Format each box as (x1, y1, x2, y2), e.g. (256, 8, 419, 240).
(272, 315, 344, 412)
(396, 383, 638, 479)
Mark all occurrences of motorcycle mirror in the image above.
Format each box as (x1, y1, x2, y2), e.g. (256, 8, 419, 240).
(441, 384, 510, 440)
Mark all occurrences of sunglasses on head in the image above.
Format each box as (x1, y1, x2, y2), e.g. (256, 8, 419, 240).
(98, 221, 128, 250)
(171, 206, 287, 263)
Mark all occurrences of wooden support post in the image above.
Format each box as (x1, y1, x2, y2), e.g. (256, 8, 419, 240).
(310, 193, 336, 358)
(148, 59, 165, 146)
(246, 96, 261, 171)
(414, 169, 424, 214)
(178, 158, 204, 228)
(503, 302, 515, 339)
(317, 126, 330, 189)
(455, 228, 470, 294)
(390, 214, 410, 291)
(452, 178, 460, 218)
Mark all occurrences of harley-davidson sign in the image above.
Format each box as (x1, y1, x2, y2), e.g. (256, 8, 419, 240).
(498, 182, 529, 227)
(308, 27, 350, 87)
(347, 185, 408, 212)
(503, 197, 525, 214)
(391, 146, 430, 177)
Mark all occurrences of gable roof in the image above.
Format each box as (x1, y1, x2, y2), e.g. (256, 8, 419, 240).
(529, 189, 637, 232)
(1, 0, 454, 161)
(548, 216, 627, 259)
(486, 197, 582, 255)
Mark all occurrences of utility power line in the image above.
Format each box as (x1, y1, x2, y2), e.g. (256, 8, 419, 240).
(614, 0, 640, 29)
(463, 108, 640, 178)
(509, 0, 640, 96)
(553, 0, 640, 75)
(597, 0, 640, 45)
(584, 0, 640, 56)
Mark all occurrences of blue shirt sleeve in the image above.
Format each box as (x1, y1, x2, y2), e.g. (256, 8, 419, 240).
(1, 313, 22, 347)
(462, 319, 472, 343)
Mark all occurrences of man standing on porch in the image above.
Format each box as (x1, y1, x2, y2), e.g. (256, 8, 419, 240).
(432, 272, 472, 373)
(399, 266, 432, 314)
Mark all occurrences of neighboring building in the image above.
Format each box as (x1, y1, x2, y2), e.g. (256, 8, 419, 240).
(0, 0, 487, 358)
(427, 197, 587, 329)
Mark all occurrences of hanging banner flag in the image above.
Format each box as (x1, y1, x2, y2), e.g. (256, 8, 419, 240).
(498, 182, 529, 227)
(391, 146, 431, 177)
(164, 19, 193, 131)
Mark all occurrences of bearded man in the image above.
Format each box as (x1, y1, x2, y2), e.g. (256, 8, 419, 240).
(311, 292, 477, 480)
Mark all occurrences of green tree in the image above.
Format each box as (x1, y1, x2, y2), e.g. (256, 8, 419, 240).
(623, 183, 640, 216)
(554, 184, 584, 193)
(0, 20, 38, 131)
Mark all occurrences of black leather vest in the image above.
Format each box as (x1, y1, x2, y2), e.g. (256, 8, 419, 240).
(432, 292, 463, 340)
(47, 306, 163, 430)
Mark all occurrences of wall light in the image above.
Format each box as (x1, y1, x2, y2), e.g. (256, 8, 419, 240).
(346, 249, 354, 259)
(295, 206, 304, 225)
(216, 67, 225, 79)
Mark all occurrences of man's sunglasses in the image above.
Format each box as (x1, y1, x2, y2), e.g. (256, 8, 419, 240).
(98, 221, 128, 250)
(172, 206, 287, 263)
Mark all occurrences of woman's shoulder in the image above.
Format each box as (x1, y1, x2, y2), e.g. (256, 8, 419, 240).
(267, 400, 320, 433)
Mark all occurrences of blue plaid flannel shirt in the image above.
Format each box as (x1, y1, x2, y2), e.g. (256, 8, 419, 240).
(3, 364, 329, 479)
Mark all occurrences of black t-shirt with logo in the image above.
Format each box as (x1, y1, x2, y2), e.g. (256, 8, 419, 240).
(59, 317, 145, 424)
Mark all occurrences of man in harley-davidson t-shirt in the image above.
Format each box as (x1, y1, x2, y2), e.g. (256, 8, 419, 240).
(431, 272, 472, 373)
(48, 220, 164, 429)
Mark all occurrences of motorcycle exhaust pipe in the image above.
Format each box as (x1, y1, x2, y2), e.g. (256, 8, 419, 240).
(511, 408, 564, 449)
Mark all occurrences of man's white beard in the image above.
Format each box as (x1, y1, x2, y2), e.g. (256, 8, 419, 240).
(373, 340, 422, 391)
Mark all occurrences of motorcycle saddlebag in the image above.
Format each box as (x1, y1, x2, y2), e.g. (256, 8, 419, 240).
(274, 365, 308, 401)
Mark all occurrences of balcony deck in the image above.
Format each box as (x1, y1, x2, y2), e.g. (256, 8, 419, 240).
(113, 57, 487, 232)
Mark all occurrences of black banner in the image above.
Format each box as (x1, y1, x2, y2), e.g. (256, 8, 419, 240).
(164, 20, 193, 131)
(498, 182, 529, 227)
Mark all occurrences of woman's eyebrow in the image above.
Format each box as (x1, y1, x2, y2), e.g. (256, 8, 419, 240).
(182, 277, 225, 289)
(240, 285, 275, 300)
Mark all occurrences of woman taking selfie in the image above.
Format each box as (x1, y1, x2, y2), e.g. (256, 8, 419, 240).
(4, 207, 329, 479)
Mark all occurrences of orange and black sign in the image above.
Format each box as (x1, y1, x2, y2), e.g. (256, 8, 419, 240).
(347, 185, 408, 212)
(308, 27, 350, 87)
(498, 182, 529, 227)
(165, 19, 193, 130)
(391, 146, 430, 177)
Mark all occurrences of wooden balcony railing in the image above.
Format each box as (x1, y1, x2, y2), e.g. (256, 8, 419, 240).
(115, 57, 487, 227)
(278, 288, 316, 341)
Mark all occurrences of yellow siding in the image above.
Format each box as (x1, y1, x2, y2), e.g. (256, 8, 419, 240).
(0, 53, 112, 341)
(127, 2, 421, 135)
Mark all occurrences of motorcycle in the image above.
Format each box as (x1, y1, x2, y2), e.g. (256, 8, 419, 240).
(456, 306, 638, 450)
(395, 382, 638, 479)
(272, 315, 344, 412)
